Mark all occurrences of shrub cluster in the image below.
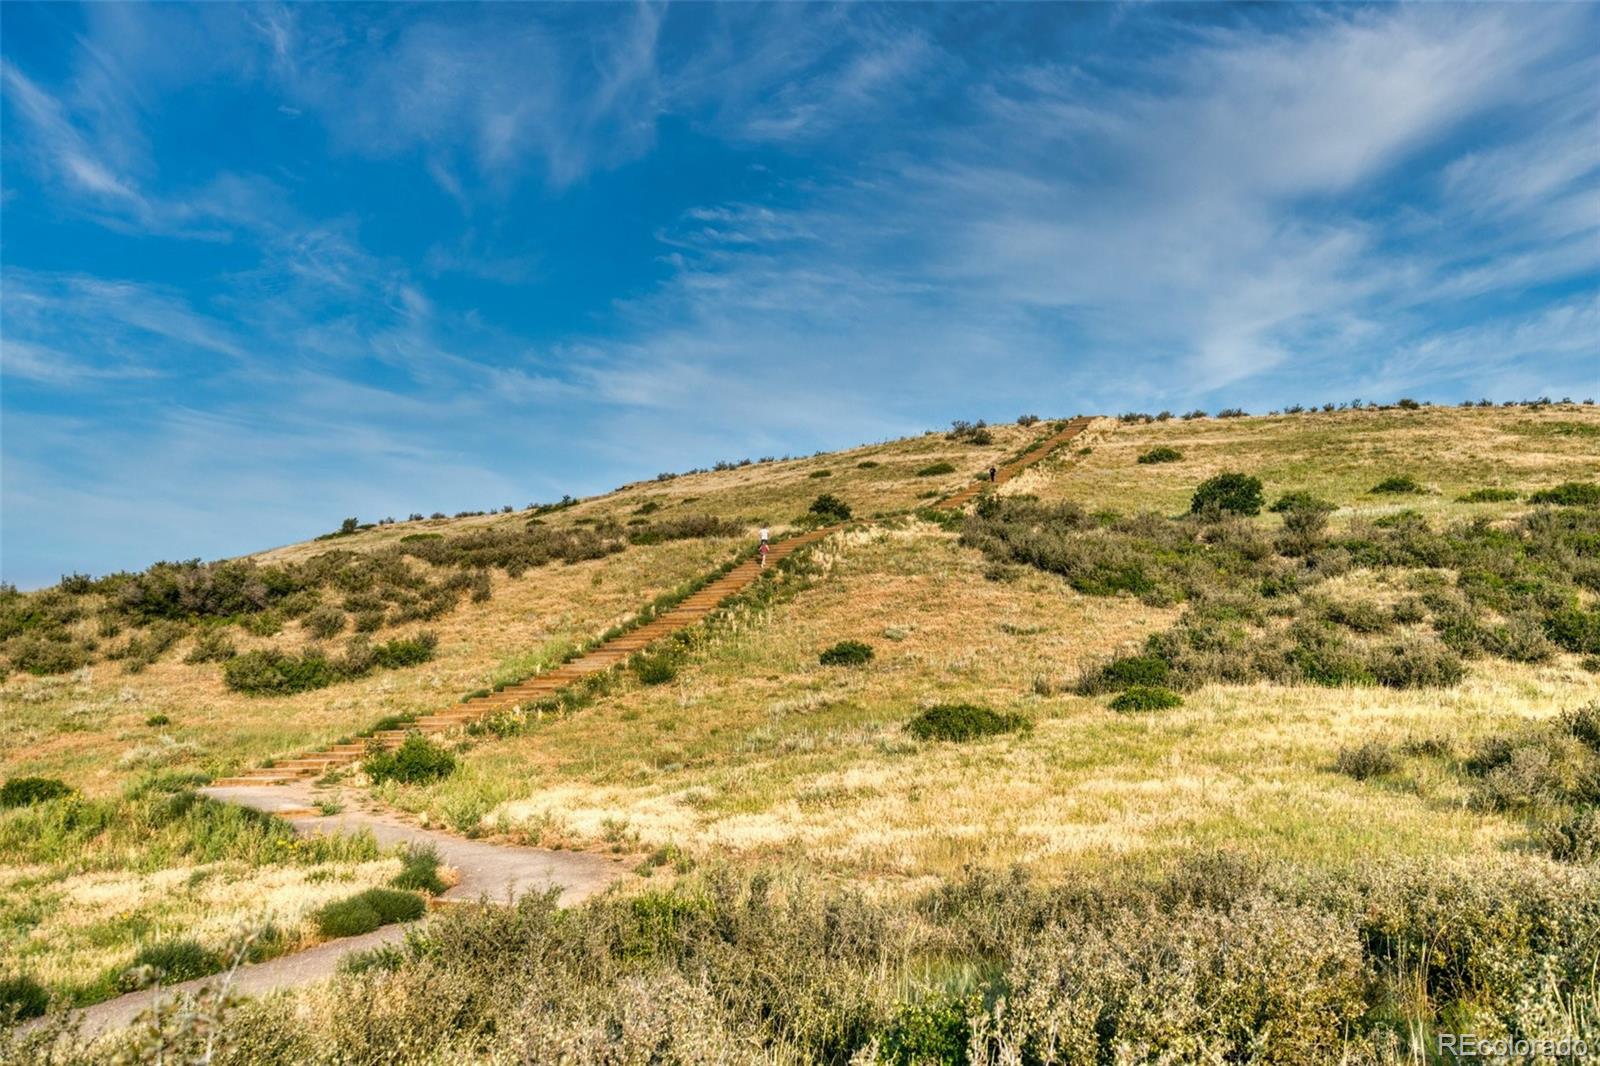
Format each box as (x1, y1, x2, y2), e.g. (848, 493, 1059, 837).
(1136, 446, 1183, 464)
(1190, 472, 1264, 516)
(807, 494, 852, 522)
(915, 461, 957, 477)
(906, 703, 1030, 741)
(818, 640, 873, 667)
(1108, 685, 1183, 712)
(223, 632, 437, 695)
(62, 858, 1600, 1065)
(1, 777, 73, 809)
(946, 419, 993, 445)
(1371, 475, 1423, 495)
(364, 734, 457, 786)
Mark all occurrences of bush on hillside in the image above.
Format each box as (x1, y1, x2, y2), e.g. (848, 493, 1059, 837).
(1270, 491, 1334, 514)
(1191, 473, 1264, 516)
(1335, 741, 1398, 780)
(819, 640, 874, 667)
(915, 462, 957, 477)
(364, 734, 456, 786)
(808, 494, 852, 522)
(1216, 407, 1248, 418)
(1109, 685, 1183, 712)
(1137, 446, 1183, 464)
(1077, 653, 1171, 694)
(224, 648, 340, 694)
(391, 844, 447, 894)
(634, 652, 679, 686)
(1017, 414, 1040, 426)
(303, 606, 347, 640)
(183, 628, 236, 664)
(1458, 487, 1520, 503)
(1530, 482, 1600, 506)
(5, 635, 92, 676)
(1, 776, 73, 809)
(906, 703, 1030, 742)
(1545, 810, 1600, 863)
(1371, 476, 1422, 495)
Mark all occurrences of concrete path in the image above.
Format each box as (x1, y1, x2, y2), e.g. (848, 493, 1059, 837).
(35, 783, 625, 1043)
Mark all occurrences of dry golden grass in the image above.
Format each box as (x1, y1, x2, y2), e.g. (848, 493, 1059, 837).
(1, 537, 739, 795)
(1018, 404, 1600, 524)
(379, 522, 1594, 883)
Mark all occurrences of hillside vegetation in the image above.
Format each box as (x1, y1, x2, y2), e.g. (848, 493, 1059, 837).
(3, 402, 1599, 1061)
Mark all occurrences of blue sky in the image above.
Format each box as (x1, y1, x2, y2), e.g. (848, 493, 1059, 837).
(2, 3, 1596, 588)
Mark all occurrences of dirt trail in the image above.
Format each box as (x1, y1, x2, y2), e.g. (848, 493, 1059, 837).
(37, 783, 625, 1043)
(40, 416, 1096, 1042)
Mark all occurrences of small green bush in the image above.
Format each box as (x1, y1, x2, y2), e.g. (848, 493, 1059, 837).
(304, 606, 347, 640)
(915, 462, 957, 477)
(880, 996, 974, 1066)
(1109, 685, 1183, 712)
(808, 494, 852, 522)
(390, 844, 446, 894)
(364, 734, 456, 786)
(1458, 487, 1519, 503)
(808, 469, 832, 479)
(1562, 703, 1600, 752)
(6, 635, 91, 676)
(856, 460, 880, 469)
(1080, 654, 1170, 693)
(145, 714, 171, 727)
(1191, 472, 1264, 516)
(1, 776, 73, 809)
(0, 974, 48, 1021)
(183, 628, 236, 664)
(315, 888, 424, 938)
(906, 703, 1030, 742)
(1371, 638, 1464, 688)
(224, 648, 339, 694)
(1529, 482, 1600, 506)
(818, 640, 873, 667)
(127, 938, 221, 986)
(1370, 475, 1422, 495)
(1136, 446, 1183, 464)
(1335, 741, 1398, 780)
(634, 653, 679, 685)
(1270, 491, 1334, 514)
(1542, 606, 1600, 654)
(1544, 809, 1600, 863)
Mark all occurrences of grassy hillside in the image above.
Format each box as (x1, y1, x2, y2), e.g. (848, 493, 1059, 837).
(3, 402, 1598, 1058)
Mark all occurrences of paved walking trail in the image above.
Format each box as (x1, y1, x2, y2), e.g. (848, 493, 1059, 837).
(42, 782, 627, 1042)
(37, 415, 1095, 1042)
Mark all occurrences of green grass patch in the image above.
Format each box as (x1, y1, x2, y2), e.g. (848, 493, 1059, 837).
(906, 703, 1030, 742)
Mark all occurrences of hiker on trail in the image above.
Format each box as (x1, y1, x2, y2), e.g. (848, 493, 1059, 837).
(759, 524, 770, 545)
(989, 466, 998, 482)
(759, 541, 770, 568)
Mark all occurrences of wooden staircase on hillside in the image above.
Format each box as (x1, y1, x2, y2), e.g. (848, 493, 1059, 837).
(211, 417, 1094, 788)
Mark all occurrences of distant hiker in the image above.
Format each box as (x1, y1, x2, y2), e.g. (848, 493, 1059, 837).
(759, 541, 770, 568)
(989, 466, 998, 482)
(759, 525, 770, 545)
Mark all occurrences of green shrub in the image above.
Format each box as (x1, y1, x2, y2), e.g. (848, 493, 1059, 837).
(856, 460, 880, 469)
(808, 494, 852, 522)
(1529, 482, 1600, 506)
(1562, 703, 1600, 752)
(1190, 472, 1264, 516)
(304, 606, 347, 640)
(183, 628, 236, 664)
(5, 635, 91, 676)
(0, 973, 48, 1021)
(1371, 475, 1422, 494)
(1, 776, 73, 809)
(1544, 809, 1600, 863)
(390, 844, 446, 894)
(634, 653, 679, 686)
(223, 648, 339, 694)
(906, 703, 1030, 742)
(126, 938, 221, 987)
(1544, 606, 1600, 654)
(915, 462, 957, 477)
(370, 632, 439, 668)
(315, 888, 424, 938)
(1270, 490, 1334, 514)
(1335, 741, 1398, 780)
(1079, 653, 1170, 694)
(1136, 446, 1183, 464)
(145, 714, 171, 727)
(1109, 685, 1183, 712)
(818, 640, 873, 667)
(880, 996, 974, 1066)
(1370, 638, 1464, 688)
(364, 734, 456, 786)
(1458, 487, 1519, 503)
(808, 469, 832, 479)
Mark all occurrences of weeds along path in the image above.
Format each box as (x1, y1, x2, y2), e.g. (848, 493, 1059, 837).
(211, 415, 1096, 790)
(37, 783, 625, 1043)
